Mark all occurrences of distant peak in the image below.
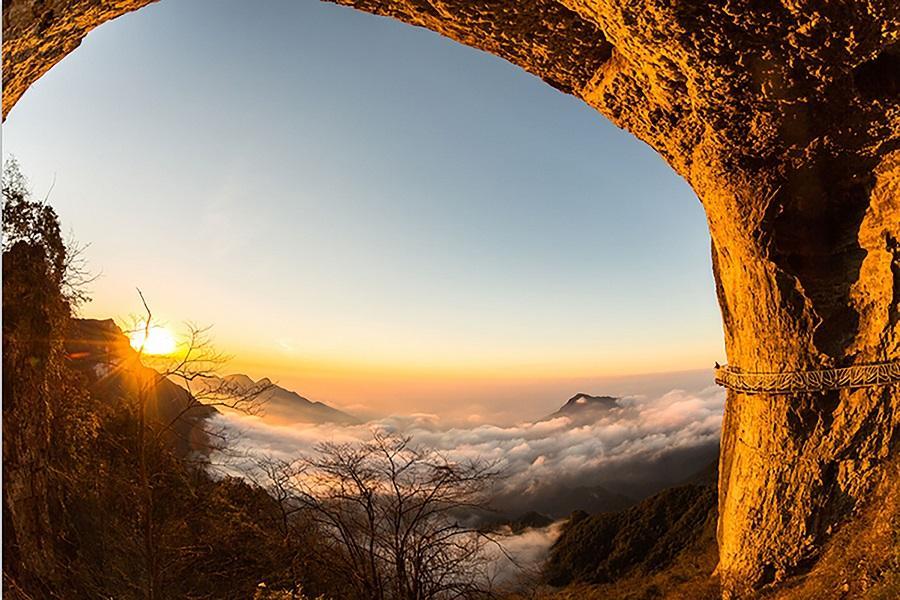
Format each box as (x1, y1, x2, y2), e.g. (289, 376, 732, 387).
(564, 393, 618, 407)
(539, 393, 621, 423)
(223, 374, 256, 388)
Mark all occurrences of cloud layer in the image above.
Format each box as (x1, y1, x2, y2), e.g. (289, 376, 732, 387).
(208, 385, 724, 515)
(486, 520, 569, 587)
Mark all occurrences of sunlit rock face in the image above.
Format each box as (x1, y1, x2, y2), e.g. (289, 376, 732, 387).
(3, 1, 899, 596)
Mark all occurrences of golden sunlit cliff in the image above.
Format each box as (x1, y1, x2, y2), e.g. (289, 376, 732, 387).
(3, 1, 899, 598)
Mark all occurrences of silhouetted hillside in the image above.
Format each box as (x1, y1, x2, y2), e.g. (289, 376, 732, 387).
(509, 511, 555, 534)
(196, 374, 358, 425)
(545, 483, 717, 587)
(67, 318, 217, 456)
(494, 483, 634, 519)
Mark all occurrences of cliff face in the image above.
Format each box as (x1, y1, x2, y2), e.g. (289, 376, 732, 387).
(3, 241, 76, 591)
(3, 1, 898, 597)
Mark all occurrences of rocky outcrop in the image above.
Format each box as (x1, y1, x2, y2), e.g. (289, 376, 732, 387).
(3, 1, 898, 597)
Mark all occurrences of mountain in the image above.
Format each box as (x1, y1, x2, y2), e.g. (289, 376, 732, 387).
(506, 392, 720, 518)
(555, 485, 635, 515)
(492, 481, 635, 520)
(678, 458, 719, 487)
(508, 511, 554, 533)
(544, 479, 719, 596)
(542, 392, 621, 424)
(197, 374, 359, 426)
(66, 318, 217, 456)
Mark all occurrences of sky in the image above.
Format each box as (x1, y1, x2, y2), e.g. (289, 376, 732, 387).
(2, 0, 725, 421)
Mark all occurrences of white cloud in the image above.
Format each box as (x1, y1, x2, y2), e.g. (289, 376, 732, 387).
(208, 385, 725, 510)
(486, 521, 569, 587)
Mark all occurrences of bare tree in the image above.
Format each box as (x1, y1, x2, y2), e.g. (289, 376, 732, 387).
(129, 289, 272, 426)
(257, 432, 506, 600)
(123, 290, 273, 600)
(252, 458, 312, 598)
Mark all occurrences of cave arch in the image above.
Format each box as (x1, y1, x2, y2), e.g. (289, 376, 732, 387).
(4, 1, 899, 597)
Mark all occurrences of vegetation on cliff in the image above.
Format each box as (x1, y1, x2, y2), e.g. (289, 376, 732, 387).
(2, 159, 332, 598)
(544, 483, 717, 588)
(1, 161, 504, 599)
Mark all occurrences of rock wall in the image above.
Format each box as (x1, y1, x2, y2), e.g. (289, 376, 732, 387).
(3, 1, 899, 597)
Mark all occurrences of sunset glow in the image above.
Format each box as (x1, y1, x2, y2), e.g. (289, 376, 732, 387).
(129, 323, 177, 356)
(3, 0, 725, 420)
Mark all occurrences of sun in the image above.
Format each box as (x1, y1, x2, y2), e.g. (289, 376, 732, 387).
(129, 323, 177, 356)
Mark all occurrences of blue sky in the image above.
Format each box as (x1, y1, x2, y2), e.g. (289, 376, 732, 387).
(3, 0, 724, 419)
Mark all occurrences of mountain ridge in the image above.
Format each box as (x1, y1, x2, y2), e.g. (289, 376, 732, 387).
(204, 373, 359, 426)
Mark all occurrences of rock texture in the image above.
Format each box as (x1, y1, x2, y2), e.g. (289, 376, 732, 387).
(3, 1, 899, 597)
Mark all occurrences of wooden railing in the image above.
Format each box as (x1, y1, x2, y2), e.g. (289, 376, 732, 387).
(714, 361, 900, 394)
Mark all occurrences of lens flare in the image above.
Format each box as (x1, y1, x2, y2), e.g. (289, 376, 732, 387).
(129, 323, 177, 355)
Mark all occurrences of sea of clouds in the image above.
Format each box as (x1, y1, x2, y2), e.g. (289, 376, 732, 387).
(208, 385, 723, 507)
(205, 384, 724, 581)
